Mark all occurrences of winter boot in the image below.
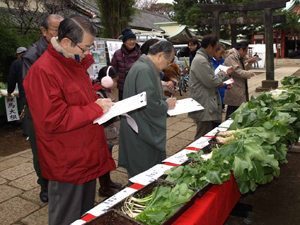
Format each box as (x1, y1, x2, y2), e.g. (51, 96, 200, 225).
(98, 172, 118, 197)
(108, 171, 122, 189)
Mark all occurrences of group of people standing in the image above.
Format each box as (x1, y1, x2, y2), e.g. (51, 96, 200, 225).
(6, 12, 257, 225)
(188, 35, 256, 140)
(7, 14, 177, 225)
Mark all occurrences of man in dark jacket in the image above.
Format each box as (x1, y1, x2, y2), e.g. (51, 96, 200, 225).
(110, 28, 141, 100)
(22, 14, 64, 203)
(7, 47, 27, 135)
(23, 15, 116, 225)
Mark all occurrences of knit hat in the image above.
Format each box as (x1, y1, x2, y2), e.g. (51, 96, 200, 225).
(16, 47, 27, 54)
(122, 28, 136, 43)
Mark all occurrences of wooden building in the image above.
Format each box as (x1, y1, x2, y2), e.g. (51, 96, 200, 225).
(251, 0, 300, 58)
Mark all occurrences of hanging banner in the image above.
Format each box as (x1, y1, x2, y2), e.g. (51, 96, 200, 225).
(106, 41, 123, 62)
(88, 39, 108, 80)
(5, 96, 19, 122)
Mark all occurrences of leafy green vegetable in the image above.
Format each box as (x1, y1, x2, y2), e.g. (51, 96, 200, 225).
(132, 183, 195, 225)
(281, 75, 300, 86)
(163, 76, 300, 195)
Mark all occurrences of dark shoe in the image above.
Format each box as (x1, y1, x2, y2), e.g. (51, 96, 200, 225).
(40, 189, 48, 203)
(98, 187, 118, 197)
(109, 180, 122, 189)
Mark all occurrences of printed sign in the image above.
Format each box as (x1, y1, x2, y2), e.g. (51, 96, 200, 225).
(106, 41, 123, 62)
(88, 39, 107, 80)
(5, 96, 19, 122)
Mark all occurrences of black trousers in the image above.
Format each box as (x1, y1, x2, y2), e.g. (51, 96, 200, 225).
(194, 121, 220, 140)
(226, 105, 239, 120)
(118, 89, 123, 101)
(48, 180, 96, 225)
(26, 107, 48, 190)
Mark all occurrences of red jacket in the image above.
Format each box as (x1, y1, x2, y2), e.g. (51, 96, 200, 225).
(23, 43, 116, 184)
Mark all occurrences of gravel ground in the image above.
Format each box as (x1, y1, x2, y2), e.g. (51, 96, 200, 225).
(225, 151, 300, 225)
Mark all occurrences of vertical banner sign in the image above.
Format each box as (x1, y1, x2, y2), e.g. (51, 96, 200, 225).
(5, 96, 20, 122)
(106, 41, 123, 62)
(88, 39, 108, 80)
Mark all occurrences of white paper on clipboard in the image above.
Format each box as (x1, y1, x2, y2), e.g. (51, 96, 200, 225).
(93, 92, 147, 125)
(214, 65, 232, 75)
(167, 98, 204, 116)
(223, 78, 235, 85)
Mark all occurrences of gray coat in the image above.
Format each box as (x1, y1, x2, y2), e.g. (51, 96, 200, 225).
(118, 55, 168, 177)
(223, 48, 252, 106)
(188, 48, 229, 123)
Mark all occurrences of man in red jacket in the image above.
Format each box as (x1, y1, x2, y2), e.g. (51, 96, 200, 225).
(23, 15, 116, 225)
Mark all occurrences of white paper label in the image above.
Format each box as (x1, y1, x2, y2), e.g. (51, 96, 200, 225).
(83, 187, 137, 217)
(219, 119, 234, 128)
(129, 164, 174, 185)
(188, 137, 211, 149)
(163, 149, 197, 164)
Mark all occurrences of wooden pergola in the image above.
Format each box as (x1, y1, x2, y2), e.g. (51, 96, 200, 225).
(198, 0, 289, 91)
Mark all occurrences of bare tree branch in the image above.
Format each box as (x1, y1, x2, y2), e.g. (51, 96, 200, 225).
(135, 0, 158, 10)
(0, 0, 72, 35)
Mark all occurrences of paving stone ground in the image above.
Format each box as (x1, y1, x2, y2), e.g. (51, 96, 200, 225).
(0, 63, 299, 224)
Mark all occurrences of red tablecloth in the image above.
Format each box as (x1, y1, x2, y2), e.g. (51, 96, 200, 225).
(173, 173, 241, 225)
(79, 172, 241, 225)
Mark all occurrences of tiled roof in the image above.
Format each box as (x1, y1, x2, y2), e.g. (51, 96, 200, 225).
(130, 9, 173, 31)
(72, 0, 173, 31)
(71, 0, 99, 16)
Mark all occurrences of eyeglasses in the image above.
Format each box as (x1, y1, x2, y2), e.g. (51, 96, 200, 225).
(70, 39, 94, 53)
(75, 43, 94, 53)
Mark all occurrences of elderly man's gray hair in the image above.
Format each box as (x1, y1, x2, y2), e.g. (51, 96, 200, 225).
(148, 41, 175, 59)
(40, 14, 64, 29)
(216, 43, 226, 52)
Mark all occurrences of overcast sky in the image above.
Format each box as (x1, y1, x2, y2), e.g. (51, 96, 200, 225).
(157, 0, 174, 4)
(156, 0, 293, 7)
